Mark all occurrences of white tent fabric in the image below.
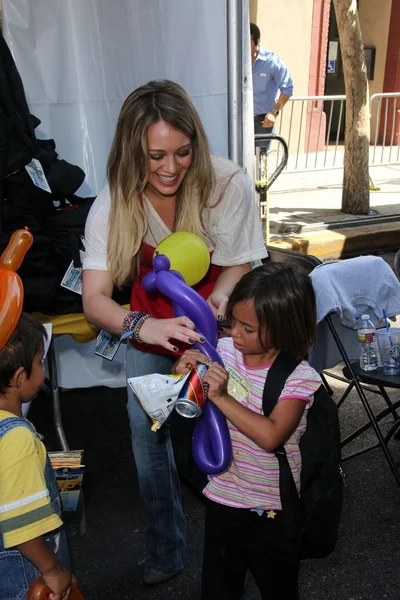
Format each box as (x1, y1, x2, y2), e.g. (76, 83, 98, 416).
(241, 2, 254, 188)
(3, 0, 230, 196)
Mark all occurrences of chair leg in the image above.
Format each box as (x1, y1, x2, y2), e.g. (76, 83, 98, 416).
(320, 372, 334, 395)
(336, 380, 355, 410)
(384, 418, 400, 444)
(342, 408, 400, 462)
(379, 386, 400, 422)
(46, 340, 70, 451)
(341, 398, 400, 447)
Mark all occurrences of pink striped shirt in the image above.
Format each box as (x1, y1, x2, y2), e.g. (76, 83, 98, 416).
(203, 338, 322, 510)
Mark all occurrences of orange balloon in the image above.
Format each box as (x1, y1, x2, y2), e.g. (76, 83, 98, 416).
(0, 228, 33, 271)
(28, 576, 85, 600)
(0, 228, 33, 350)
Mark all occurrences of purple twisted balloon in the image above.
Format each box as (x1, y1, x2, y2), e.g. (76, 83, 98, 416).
(142, 253, 232, 474)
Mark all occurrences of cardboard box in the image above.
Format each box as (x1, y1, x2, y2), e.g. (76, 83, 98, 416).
(48, 450, 84, 512)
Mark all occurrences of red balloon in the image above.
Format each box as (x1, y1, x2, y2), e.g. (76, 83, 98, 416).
(28, 576, 85, 600)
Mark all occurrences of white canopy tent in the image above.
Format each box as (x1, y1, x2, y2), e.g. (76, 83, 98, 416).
(2, 0, 253, 197)
(2, 0, 254, 389)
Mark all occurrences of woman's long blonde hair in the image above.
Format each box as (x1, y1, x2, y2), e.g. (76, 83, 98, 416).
(107, 80, 215, 287)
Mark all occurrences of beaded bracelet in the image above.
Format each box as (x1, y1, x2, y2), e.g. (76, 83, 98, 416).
(122, 311, 146, 335)
(132, 314, 152, 344)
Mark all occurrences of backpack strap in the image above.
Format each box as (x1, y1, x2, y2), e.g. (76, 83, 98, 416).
(262, 352, 301, 415)
(262, 352, 303, 540)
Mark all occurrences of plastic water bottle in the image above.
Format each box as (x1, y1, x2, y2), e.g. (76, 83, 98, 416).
(358, 314, 378, 371)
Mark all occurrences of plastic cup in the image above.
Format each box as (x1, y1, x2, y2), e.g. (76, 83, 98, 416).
(376, 328, 400, 376)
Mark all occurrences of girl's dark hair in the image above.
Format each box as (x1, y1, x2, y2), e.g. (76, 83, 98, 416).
(0, 312, 47, 394)
(226, 262, 316, 360)
(250, 22, 261, 45)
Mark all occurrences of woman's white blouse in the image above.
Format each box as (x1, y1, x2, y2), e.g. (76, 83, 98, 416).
(83, 155, 267, 271)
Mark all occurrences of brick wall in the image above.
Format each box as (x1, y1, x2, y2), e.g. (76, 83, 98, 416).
(381, 0, 400, 145)
(305, 0, 330, 152)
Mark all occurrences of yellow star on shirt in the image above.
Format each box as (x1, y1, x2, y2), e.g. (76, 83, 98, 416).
(266, 510, 277, 519)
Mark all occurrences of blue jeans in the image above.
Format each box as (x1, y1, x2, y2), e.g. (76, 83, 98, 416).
(126, 344, 187, 575)
(254, 115, 274, 152)
(0, 418, 70, 600)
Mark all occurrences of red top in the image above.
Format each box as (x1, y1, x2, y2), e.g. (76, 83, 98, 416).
(130, 242, 221, 355)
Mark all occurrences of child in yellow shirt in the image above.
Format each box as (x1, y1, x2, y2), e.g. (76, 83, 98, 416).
(0, 312, 77, 600)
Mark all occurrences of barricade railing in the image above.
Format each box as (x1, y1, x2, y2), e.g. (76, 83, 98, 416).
(261, 93, 400, 175)
(271, 95, 346, 173)
(370, 92, 400, 166)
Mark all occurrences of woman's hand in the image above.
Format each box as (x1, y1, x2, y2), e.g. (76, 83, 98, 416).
(173, 349, 211, 375)
(203, 362, 229, 404)
(207, 290, 229, 320)
(207, 264, 251, 320)
(139, 316, 205, 353)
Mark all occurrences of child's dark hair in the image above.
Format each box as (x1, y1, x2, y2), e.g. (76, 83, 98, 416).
(0, 312, 47, 394)
(226, 262, 316, 360)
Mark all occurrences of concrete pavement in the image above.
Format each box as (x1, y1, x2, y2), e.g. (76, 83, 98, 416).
(30, 368, 400, 600)
(264, 162, 400, 259)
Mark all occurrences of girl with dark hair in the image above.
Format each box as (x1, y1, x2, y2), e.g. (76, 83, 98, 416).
(174, 262, 321, 600)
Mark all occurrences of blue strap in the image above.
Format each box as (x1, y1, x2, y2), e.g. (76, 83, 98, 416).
(0, 417, 36, 441)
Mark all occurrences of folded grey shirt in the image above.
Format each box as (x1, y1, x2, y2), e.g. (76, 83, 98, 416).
(308, 256, 400, 372)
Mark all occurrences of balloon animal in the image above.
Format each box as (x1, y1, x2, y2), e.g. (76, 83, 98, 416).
(0, 228, 33, 350)
(28, 576, 85, 600)
(142, 251, 232, 475)
(153, 231, 210, 287)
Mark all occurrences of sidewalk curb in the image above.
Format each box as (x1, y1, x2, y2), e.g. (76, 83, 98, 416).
(268, 222, 400, 260)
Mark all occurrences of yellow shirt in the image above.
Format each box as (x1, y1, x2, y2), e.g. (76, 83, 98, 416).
(0, 410, 62, 548)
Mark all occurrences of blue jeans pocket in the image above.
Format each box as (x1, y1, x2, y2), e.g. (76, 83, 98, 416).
(0, 549, 38, 600)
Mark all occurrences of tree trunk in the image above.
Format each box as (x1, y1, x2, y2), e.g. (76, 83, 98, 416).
(333, 0, 370, 214)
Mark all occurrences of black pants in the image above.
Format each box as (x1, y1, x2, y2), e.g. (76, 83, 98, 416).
(254, 114, 274, 151)
(201, 500, 299, 600)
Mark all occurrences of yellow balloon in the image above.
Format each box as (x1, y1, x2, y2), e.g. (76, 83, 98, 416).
(154, 232, 210, 287)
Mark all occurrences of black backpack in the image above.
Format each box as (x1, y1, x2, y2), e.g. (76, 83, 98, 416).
(21, 198, 95, 314)
(262, 352, 343, 559)
(0, 197, 131, 315)
(0, 31, 38, 180)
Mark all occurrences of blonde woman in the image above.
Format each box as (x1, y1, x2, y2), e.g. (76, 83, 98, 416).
(82, 80, 267, 585)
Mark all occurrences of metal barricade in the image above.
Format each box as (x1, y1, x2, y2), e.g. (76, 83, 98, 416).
(370, 92, 400, 166)
(263, 92, 400, 175)
(270, 95, 346, 174)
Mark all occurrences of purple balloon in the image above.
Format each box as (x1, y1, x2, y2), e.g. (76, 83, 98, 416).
(192, 401, 232, 474)
(153, 253, 170, 272)
(142, 271, 157, 293)
(144, 254, 232, 474)
(155, 271, 218, 348)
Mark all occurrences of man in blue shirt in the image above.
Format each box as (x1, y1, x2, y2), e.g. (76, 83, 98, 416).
(251, 23, 294, 151)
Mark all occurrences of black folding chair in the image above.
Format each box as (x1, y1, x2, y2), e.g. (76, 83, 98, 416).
(265, 245, 400, 488)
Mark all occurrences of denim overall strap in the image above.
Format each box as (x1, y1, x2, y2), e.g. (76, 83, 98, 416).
(0, 416, 37, 440)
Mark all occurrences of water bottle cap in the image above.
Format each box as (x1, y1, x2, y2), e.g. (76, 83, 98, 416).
(361, 314, 370, 320)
